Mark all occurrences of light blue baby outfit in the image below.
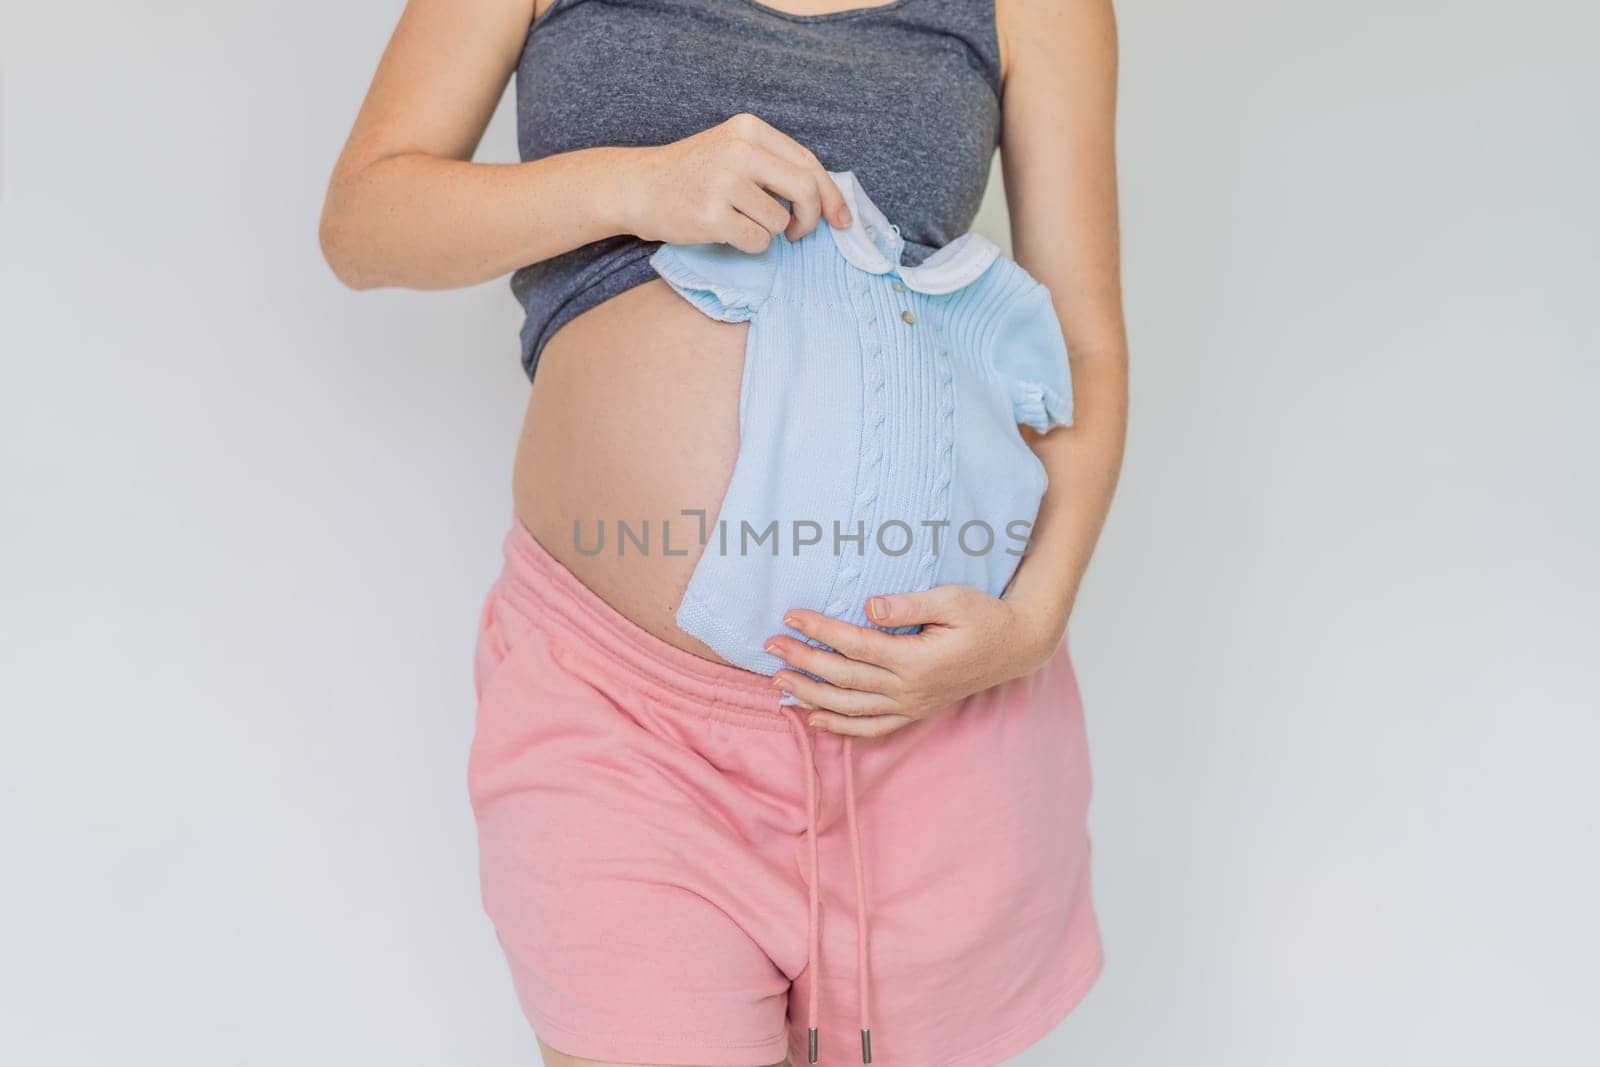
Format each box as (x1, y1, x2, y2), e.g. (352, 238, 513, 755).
(649, 171, 1073, 681)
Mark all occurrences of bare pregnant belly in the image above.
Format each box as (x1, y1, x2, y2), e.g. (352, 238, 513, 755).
(512, 279, 748, 668)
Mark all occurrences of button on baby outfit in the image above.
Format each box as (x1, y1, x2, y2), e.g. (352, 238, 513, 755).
(650, 171, 1073, 682)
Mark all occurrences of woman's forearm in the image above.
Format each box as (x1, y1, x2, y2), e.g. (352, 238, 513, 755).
(1004, 344, 1129, 645)
(318, 146, 641, 291)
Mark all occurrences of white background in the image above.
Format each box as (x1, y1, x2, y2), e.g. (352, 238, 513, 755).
(2, 1, 1596, 1064)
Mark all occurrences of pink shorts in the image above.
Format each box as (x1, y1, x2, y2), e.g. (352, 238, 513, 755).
(467, 521, 1102, 1066)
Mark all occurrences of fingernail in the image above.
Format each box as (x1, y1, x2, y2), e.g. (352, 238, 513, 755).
(838, 206, 852, 226)
(783, 612, 802, 630)
(868, 596, 888, 620)
(770, 674, 786, 688)
(764, 639, 782, 656)
(807, 714, 823, 728)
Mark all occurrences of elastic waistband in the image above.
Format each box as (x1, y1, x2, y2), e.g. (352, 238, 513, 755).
(497, 518, 788, 727)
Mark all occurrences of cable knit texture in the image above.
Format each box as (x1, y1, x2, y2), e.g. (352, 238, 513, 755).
(651, 172, 1073, 683)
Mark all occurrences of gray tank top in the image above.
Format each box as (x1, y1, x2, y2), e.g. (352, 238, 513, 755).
(510, 0, 1002, 380)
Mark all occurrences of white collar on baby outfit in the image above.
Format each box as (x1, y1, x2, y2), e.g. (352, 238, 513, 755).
(827, 170, 1001, 296)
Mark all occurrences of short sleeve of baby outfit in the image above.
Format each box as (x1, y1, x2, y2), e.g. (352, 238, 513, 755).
(988, 279, 1074, 432)
(648, 239, 780, 324)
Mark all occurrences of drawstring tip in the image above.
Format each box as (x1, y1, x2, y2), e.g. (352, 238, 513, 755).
(808, 1027, 819, 1063)
(860, 1028, 873, 1063)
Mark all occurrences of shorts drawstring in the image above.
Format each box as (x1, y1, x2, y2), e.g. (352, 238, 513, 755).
(779, 709, 874, 1064)
(842, 736, 874, 1063)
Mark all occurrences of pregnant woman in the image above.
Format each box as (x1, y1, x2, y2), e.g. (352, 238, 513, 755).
(320, 1, 1127, 1064)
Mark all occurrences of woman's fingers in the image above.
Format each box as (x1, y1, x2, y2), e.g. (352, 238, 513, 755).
(729, 180, 792, 239)
(865, 586, 970, 628)
(809, 168, 851, 230)
(636, 113, 848, 247)
(764, 635, 898, 694)
(742, 152, 828, 241)
(805, 709, 914, 739)
(742, 153, 823, 238)
(729, 114, 850, 232)
(780, 609, 906, 671)
(772, 669, 897, 717)
(719, 204, 777, 255)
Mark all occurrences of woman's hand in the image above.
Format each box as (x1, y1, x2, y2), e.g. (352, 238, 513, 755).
(620, 113, 852, 254)
(764, 586, 1068, 739)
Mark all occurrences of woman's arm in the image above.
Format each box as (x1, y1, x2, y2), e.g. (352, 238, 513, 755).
(319, 0, 848, 290)
(992, 0, 1129, 644)
(767, 0, 1128, 733)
